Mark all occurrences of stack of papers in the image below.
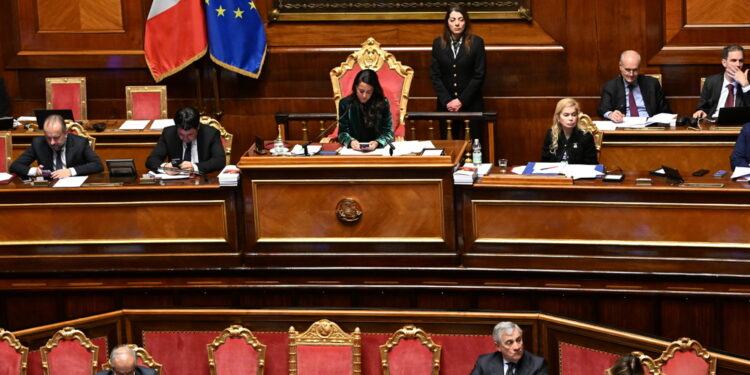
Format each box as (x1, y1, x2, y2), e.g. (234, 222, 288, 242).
(731, 167, 750, 180)
(290, 144, 322, 155)
(526, 162, 604, 180)
(150, 119, 175, 130)
(594, 113, 677, 130)
(391, 140, 436, 156)
(53, 176, 88, 188)
(464, 163, 492, 176)
(453, 165, 478, 185)
(218, 165, 240, 186)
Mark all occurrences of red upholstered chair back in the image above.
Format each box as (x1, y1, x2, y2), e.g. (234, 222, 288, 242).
(45, 77, 87, 121)
(0, 132, 11, 173)
(635, 337, 716, 375)
(380, 325, 441, 375)
(126, 86, 168, 120)
(207, 325, 266, 375)
(288, 319, 361, 375)
(329, 38, 414, 140)
(0, 328, 29, 375)
(40, 327, 99, 375)
(558, 342, 618, 375)
(100, 345, 162, 374)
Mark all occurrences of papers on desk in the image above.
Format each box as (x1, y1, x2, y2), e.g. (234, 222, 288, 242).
(150, 119, 175, 130)
(17, 116, 36, 122)
(731, 167, 750, 180)
(148, 171, 190, 180)
(464, 163, 492, 176)
(53, 176, 88, 188)
(453, 165, 478, 185)
(290, 144, 322, 155)
(119, 120, 150, 130)
(594, 113, 677, 129)
(218, 165, 240, 186)
(0, 173, 13, 183)
(391, 140, 436, 156)
(338, 147, 390, 156)
(524, 162, 604, 180)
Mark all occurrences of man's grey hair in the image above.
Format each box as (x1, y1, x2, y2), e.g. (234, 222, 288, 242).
(110, 344, 137, 364)
(492, 321, 522, 344)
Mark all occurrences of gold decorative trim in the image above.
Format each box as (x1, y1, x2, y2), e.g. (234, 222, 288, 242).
(207, 325, 266, 375)
(0, 131, 11, 172)
(635, 337, 717, 375)
(40, 327, 99, 375)
(270, 8, 531, 22)
(45, 77, 87, 120)
(201, 116, 233, 164)
(0, 328, 28, 375)
(289, 319, 361, 375)
(125, 85, 168, 120)
(380, 325, 441, 375)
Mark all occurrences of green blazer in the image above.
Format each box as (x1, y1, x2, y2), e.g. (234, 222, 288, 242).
(337, 96, 394, 147)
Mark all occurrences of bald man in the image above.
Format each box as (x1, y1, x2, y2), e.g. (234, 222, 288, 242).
(95, 345, 156, 375)
(598, 50, 671, 123)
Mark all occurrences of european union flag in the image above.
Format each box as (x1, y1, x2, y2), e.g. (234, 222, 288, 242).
(205, 0, 267, 78)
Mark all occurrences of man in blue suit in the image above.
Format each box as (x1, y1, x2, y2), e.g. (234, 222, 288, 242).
(470, 321, 547, 375)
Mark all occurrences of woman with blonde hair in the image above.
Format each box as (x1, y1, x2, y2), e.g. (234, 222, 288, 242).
(541, 98, 598, 164)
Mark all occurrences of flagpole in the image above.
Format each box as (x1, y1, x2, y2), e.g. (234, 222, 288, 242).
(194, 65, 205, 115)
(211, 66, 223, 120)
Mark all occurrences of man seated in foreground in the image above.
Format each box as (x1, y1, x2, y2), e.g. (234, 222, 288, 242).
(95, 345, 156, 375)
(470, 321, 547, 375)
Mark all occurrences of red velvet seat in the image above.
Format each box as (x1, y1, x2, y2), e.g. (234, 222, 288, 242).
(207, 325, 266, 375)
(0, 328, 29, 375)
(0, 132, 11, 173)
(558, 342, 617, 375)
(126, 86, 168, 120)
(100, 344, 162, 374)
(635, 337, 716, 375)
(329, 38, 414, 141)
(45, 77, 87, 121)
(39, 327, 99, 375)
(379, 325, 441, 375)
(288, 319, 361, 375)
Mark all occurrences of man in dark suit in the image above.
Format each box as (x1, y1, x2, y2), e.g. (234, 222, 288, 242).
(145, 106, 225, 174)
(598, 50, 671, 122)
(693, 45, 750, 119)
(10, 114, 102, 179)
(470, 321, 547, 375)
(95, 345, 156, 375)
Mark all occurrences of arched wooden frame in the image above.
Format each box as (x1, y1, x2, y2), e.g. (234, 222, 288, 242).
(207, 324, 266, 375)
(329, 37, 414, 136)
(0, 328, 29, 375)
(40, 326, 99, 375)
(125, 85, 168, 120)
(288, 319, 361, 375)
(201, 116, 233, 165)
(45, 77, 87, 120)
(379, 325, 441, 375)
(101, 344, 163, 374)
(634, 337, 717, 375)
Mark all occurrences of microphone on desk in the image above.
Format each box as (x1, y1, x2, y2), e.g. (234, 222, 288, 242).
(303, 101, 353, 156)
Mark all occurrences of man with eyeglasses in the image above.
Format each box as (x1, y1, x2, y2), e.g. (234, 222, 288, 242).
(95, 345, 156, 375)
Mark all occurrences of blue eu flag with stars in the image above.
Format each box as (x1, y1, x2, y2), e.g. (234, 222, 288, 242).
(205, 0, 267, 78)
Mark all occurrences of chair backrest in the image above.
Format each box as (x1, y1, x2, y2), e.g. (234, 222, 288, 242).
(66, 122, 96, 150)
(0, 328, 29, 375)
(646, 73, 662, 86)
(201, 116, 233, 165)
(45, 77, 87, 120)
(288, 319, 361, 375)
(40, 327, 99, 375)
(634, 337, 716, 375)
(700, 77, 706, 93)
(330, 37, 414, 140)
(207, 324, 266, 375)
(380, 325, 441, 375)
(578, 113, 602, 152)
(0, 131, 11, 173)
(126, 86, 168, 120)
(100, 344, 162, 374)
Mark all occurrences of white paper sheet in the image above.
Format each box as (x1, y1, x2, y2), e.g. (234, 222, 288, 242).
(119, 120, 150, 130)
(731, 167, 750, 180)
(150, 119, 175, 130)
(53, 176, 88, 188)
(17, 116, 36, 122)
(290, 144, 322, 155)
(0, 172, 13, 181)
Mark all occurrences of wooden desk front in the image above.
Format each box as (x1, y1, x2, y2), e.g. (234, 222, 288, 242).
(599, 126, 739, 172)
(460, 170, 750, 275)
(0, 175, 241, 271)
(238, 140, 466, 267)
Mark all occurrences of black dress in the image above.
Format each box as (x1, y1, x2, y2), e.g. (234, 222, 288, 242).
(540, 128, 598, 165)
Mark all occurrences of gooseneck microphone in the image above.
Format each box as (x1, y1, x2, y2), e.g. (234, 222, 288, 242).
(303, 101, 353, 156)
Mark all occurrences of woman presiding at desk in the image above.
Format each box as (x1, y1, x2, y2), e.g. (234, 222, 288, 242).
(337, 69, 394, 151)
(541, 98, 599, 165)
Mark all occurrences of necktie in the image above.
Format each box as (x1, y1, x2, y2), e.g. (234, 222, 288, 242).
(725, 83, 735, 108)
(182, 142, 191, 162)
(506, 362, 515, 375)
(54, 150, 63, 170)
(627, 83, 638, 117)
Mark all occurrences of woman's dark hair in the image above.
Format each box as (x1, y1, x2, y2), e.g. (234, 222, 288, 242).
(610, 354, 644, 375)
(347, 69, 388, 128)
(174, 107, 200, 130)
(440, 4, 474, 52)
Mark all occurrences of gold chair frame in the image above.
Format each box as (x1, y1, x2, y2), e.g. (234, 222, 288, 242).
(0, 131, 11, 173)
(379, 325, 441, 375)
(288, 319, 361, 375)
(634, 337, 717, 375)
(330, 38, 414, 140)
(40, 326, 99, 375)
(45, 77, 87, 120)
(201, 116, 233, 165)
(66, 121, 96, 150)
(100, 344, 162, 374)
(125, 85, 168, 120)
(0, 328, 29, 375)
(578, 113, 602, 153)
(207, 324, 266, 375)
(646, 73, 663, 86)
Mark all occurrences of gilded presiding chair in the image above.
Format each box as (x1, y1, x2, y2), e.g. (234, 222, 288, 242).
(100, 344, 162, 374)
(288, 319, 361, 375)
(578, 113, 602, 156)
(380, 325, 441, 375)
(66, 122, 96, 150)
(329, 37, 414, 141)
(0, 131, 11, 173)
(207, 324, 266, 375)
(40, 327, 99, 375)
(201, 116, 233, 165)
(634, 337, 716, 375)
(45, 77, 87, 120)
(126, 86, 168, 120)
(0, 328, 29, 375)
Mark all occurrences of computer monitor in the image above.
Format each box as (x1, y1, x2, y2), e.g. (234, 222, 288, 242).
(106, 159, 136, 177)
(33, 109, 74, 128)
(0, 117, 12, 130)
